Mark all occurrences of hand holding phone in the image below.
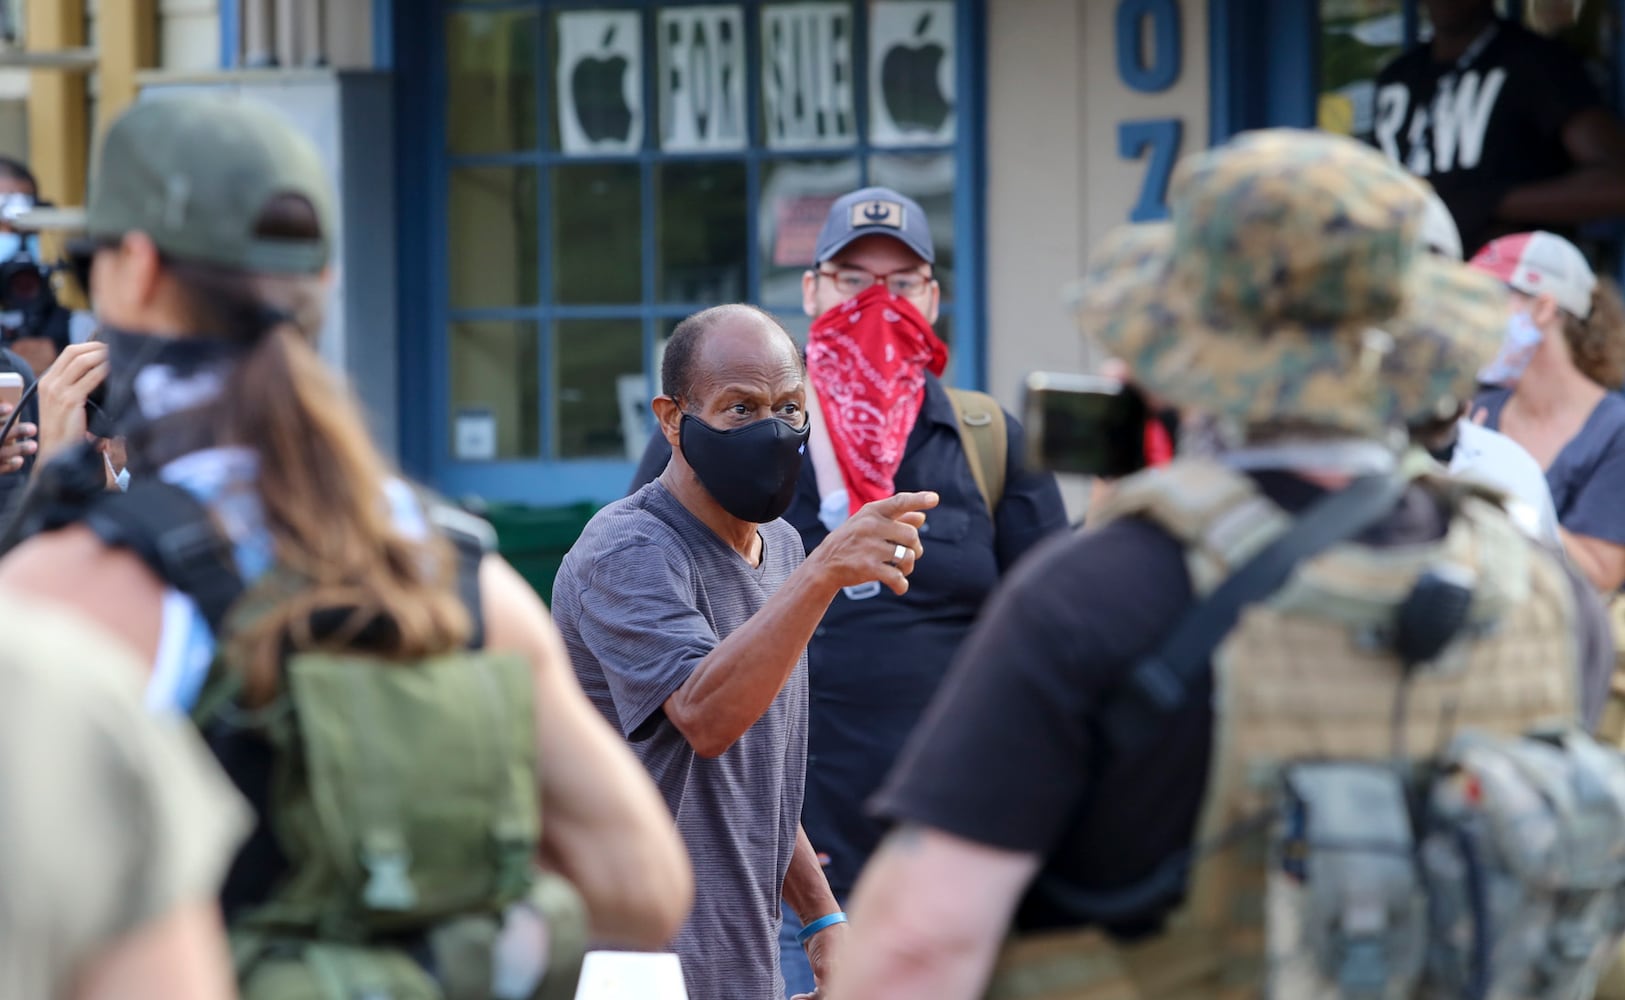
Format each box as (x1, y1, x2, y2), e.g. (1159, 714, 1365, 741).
(0, 371, 37, 473)
(34, 341, 108, 465)
(0, 371, 22, 410)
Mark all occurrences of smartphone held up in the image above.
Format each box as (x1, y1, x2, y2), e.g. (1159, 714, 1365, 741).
(0, 371, 21, 410)
(1022, 371, 1174, 479)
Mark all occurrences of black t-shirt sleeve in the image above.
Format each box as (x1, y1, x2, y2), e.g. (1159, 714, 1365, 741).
(870, 519, 1193, 854)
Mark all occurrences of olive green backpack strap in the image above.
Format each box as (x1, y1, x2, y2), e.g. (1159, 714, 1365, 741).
(946, 387, 1008, 518)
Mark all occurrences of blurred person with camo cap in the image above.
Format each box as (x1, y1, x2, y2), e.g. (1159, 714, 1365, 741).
(832, 128, 1613, 999)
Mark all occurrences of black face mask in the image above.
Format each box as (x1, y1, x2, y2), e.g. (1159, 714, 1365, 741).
(99, 325, 249, 464)
(679, 412, 809, 523)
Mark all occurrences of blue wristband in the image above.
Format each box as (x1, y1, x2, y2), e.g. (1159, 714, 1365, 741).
(797, 911, 848, 944)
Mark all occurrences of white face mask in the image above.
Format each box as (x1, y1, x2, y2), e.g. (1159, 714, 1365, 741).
(1478, 312, 1544, 387)
(104, 450, 130, 492)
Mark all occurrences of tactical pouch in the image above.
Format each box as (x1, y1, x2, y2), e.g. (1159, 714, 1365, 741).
(237, 939, 442, 1000)
(1420, 727, 1625, 1000)
(1266, 762, 1427, 999)
(232, 875, 587, 1000)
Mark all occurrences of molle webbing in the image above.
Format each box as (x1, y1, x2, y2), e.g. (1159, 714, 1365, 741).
(1185, 492, 1580, 996)
(1093, 461, 1291, 597)
(991, 462, 1582, 1000)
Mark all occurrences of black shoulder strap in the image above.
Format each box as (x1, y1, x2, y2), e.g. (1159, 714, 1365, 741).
(1037, 474, 1412, 928)
(1102, 473, 1411, 764)
(79, 480, 246, 638)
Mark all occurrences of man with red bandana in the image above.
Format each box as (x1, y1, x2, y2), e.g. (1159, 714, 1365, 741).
(629, 186, 1067, 996)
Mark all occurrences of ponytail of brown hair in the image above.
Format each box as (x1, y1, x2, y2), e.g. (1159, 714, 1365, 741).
(222, 326, 471, 702)
(1564, 277, 1625, 390)
(166, 194, 469, 703)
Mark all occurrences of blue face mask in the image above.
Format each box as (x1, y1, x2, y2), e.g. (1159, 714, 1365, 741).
(1478, 312, 1544, 387)
(0, 232, 39, 262)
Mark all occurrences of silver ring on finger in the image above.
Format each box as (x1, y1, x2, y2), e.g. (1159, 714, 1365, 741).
(893, 543, 909, 563)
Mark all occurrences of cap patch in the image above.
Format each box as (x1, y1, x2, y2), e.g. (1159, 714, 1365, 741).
(850, 199, 905, 230)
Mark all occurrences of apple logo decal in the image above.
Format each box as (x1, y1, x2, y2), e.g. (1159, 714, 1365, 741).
(880, 11, 952, 134)
(573, 24, 634, 144)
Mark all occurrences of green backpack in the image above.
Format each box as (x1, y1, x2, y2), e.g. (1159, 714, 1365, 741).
(196, 633, 589, 1000)
(40, 474, 591, 1000)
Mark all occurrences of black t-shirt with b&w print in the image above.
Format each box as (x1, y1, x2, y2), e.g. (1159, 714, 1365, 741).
(1374, 19, 1602, 255)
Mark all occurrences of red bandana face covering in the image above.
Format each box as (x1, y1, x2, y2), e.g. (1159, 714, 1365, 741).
(806, 283, 948, 513)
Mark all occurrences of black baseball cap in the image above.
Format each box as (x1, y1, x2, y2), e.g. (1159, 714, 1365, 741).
(813, 186, 934, 265)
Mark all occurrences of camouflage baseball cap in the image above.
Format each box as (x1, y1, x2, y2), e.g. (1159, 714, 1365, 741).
(22, 94, 332, 275)
(1074, 129, 1506, 438)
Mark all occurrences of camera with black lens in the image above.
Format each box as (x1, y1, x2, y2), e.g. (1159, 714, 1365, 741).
(0, 256, 52, 319)
(0, 194, 68, 351)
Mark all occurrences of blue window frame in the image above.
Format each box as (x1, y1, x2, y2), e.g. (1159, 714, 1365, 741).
(391, 0, 985, 506)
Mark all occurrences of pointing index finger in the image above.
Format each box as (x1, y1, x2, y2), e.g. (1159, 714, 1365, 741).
(871, 490, 940, 518)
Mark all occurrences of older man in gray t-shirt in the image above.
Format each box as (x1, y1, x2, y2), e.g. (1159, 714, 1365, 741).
(553, 305, 938, 999)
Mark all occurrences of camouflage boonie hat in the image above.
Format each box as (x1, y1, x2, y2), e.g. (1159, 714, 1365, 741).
(1075, 129, 1507, 438)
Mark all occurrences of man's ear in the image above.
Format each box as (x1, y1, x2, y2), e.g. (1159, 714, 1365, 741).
(652, 395, 684, 449)
(802, 269, 819, 318)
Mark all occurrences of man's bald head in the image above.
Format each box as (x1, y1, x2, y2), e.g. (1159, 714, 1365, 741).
(661, 304, 801, 403)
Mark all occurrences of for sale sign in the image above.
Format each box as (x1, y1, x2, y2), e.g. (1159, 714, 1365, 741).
(761, 3, 856, 150)
(658, 6, 747, 152)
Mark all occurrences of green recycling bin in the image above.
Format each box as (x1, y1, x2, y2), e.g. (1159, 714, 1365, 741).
(479, 501, 601, 605)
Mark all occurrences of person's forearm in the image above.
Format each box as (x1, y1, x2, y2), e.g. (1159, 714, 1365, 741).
(76, 900, 237, 1000)
(783, 825, 840, 923)
(1497, 168, 1625, 225)
(834, 826, 1039, 1000)
(664, 557, 838, 757)
(1559, 527, 1625, 593)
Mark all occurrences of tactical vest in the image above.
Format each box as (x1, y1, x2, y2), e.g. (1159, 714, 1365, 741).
(983, 459, 1585, 1000)
(5, 449, 589, 1000)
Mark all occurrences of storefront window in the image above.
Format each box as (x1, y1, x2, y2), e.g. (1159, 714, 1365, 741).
(441, 0, 971, 473)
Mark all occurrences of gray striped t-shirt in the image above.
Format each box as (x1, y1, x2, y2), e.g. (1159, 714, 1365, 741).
(552, 481, 808, 1000)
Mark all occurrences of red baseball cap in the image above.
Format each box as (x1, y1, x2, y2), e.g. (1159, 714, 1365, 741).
(1468, 231, 1596, 319)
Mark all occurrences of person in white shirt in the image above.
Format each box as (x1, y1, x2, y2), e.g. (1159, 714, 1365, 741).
(1412, 188, 1561, 543)
(1410, 401, 1560, 542)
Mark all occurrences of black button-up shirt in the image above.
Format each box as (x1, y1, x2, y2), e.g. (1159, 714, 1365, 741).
(627, 374, 1068, 896)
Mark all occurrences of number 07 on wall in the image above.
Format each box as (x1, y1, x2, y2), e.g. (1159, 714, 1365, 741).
(1115, 0, 1184, 223)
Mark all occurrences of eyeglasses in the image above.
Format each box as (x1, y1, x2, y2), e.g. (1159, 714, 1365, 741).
(816, 265, 932, 299)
